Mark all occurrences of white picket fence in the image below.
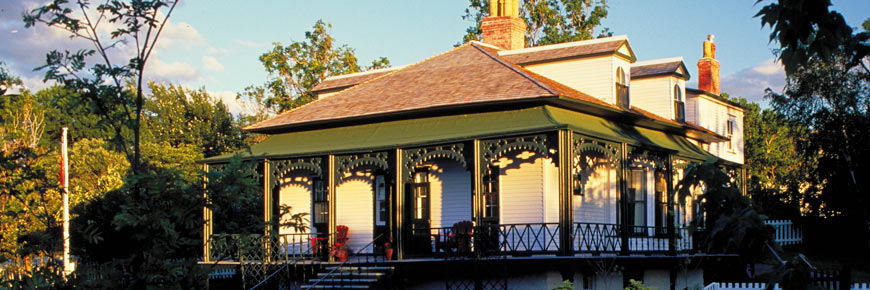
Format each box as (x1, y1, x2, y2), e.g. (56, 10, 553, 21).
(765, 219, 802, 246)
(705, 282, 870, 290)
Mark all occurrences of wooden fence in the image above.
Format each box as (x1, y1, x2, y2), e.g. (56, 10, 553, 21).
(765, 219, 802, 246)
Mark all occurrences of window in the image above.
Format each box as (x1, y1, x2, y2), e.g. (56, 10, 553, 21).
(483, 166, 500, 219)
(726, 119, 735, 152)
(654, 169, 668, 235)
(411, 169, 430, 220)
(673, 85, 685, 122)
(627, 167, 646, 233)
(312, 178, 328, 226)
(616, 67, 630, 108)
(374, 175, 387, 226)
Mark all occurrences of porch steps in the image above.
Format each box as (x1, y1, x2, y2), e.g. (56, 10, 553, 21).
(301, 266, 394, 289)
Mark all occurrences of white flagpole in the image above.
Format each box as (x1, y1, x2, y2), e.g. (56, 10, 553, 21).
(61, 127, 72, 277)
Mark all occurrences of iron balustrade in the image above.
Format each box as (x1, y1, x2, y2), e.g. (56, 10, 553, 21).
(208, 233, 327, 263)
(498, 223, 561, 255)
(573, 223, 699, 254)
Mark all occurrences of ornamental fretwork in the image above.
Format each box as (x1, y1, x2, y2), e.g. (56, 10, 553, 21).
(479, 134, 550, 175)
(268, 157, 323, 189)
(335, 152, 390, 184)
(402, 144, 466, 182)
(572, 136, 621, 194)
(627, 147, 668, 170)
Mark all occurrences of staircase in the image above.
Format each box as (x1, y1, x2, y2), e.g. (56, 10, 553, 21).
(302, 266, 394, 289)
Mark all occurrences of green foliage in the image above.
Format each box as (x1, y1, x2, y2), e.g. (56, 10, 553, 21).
(24, 0, 181, 172)
(69, 138, 129, 205)
(0, 92, 60, 261)
(729, 96, 813, 218)
(755, 0, 870, 75)
(0, 61, 22, 96)
(240, 20, 391, 113)
(461, 0, 612, 46)
(36, 86, 120, 148)
(551, 280, 573, 290)
(205, 155, 264, 235)
(676, 161, 773, 261)
(625, 279, 657, 290)
(765, 56, 870, 220)
(145, 82, 248, 157)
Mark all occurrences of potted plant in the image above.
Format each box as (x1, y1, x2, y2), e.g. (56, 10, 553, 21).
(384, 238, 394, 261)
(330, 244, 349, 262)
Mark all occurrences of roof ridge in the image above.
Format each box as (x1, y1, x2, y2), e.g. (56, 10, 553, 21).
(498, 35, 628, 56)
(470, 43, 561, 96)
(633, 57, 684, 66)
(246, 43, 479, 130)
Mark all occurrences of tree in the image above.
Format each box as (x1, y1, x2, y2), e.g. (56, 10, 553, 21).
(729, 96, 814, 218)
(145, 82, 248, 158)
(24, 0, 180, 173)
(676, 161, 773, 261)
(0, 61, 22, 96)
(755, 0, 870, 74)
(764, 56, 870, 221)
(461, 0, 611, 47)
(240, 20, 391, 113)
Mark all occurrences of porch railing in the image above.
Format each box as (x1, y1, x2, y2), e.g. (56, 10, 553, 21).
(208, 233, 328, 262)
(573, 223, 698, 254)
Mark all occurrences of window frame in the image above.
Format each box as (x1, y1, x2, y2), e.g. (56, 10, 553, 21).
(615, 67, 630, 108)
(726, 118, 735, 153)
(410, 168, 430, 221)
(311, 177, 328, 226)
(673, 85, 685, 122)
(483, 166, 500, 220)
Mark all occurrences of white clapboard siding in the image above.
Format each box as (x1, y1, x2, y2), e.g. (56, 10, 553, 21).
(525, 55, 616, 104)
(574, 163, 617, 224)
(543, 158, 559, 224)
(686, 94, 699, 125)
(428, 161, 472, 228)
(336, 177, 374, 254)
(278, 177, 312, 235)
(630, 77, 673, 119)
(499, 152, 545, 224)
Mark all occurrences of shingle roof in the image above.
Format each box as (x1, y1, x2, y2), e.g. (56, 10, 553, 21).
(247, 42, 594, 132)
(311, 68, 398, 93)
(499, 39, 626, 64)
(631, 61, 689, 79)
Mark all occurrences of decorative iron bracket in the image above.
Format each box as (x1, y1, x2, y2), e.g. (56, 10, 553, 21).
(401, 144, 467, 182)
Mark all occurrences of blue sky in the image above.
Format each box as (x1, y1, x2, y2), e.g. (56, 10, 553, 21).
(2, 0, 869, 113)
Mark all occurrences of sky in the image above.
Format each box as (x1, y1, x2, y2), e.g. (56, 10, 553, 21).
(2, 0, 869, 114)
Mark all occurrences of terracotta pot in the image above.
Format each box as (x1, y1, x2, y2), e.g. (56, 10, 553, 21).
(337, 249, 348, 262)
(384, 248, 393, 261)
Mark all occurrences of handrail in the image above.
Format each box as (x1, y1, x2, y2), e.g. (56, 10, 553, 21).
(303, 233, 385, 290)
(247, 236, 317, 290)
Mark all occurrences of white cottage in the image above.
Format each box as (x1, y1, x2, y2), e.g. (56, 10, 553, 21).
(202, 1, 744, 289)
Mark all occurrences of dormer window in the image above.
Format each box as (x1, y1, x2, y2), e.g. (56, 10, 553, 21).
(616, 67, 629, 108)
(726, 118, 735, 152)
(673, 85, 685, 122)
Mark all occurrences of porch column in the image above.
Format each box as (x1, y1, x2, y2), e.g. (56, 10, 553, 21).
(202, 163, 213, 262)
(619, 144, 629, 255)
(394, 149, 405, 260)
(667, 154, 677, 255)
(471, 140, 483, 225)
(327, 155, 337, 260)
(557, 129, 574, 256)
(263, 159, 273, 261)
(263, 159, 273, 236)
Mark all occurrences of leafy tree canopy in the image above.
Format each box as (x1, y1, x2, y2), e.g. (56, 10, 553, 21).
(461, 0, 611, 47)
(755, 0, 870, 75)
(0, 61, 22, 96)
(240, 20, 391, 113)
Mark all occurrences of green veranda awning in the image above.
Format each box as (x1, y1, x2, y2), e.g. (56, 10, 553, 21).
(203, 106, 712, 163)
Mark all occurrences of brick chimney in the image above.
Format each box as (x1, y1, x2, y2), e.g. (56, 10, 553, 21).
(697, 34, 720, 95)
(481, 0, 526, 50)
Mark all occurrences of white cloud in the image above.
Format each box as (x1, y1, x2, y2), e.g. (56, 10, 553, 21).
(155, 21, 205, 51)
(206, 47, 229, 56)
(720, 59, 786, 103)
(146, 58, 201, 83)
(202, 55, 224, 72)
(210, 90, 254, 116)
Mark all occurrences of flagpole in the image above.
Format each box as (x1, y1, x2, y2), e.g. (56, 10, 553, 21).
(61, 127, 72, 277)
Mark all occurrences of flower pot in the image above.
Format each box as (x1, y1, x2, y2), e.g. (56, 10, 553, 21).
(337, 249, 348, 262)
(384, 248, 393, 261)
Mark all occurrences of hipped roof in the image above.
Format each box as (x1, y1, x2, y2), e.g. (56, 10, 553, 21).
(247, 42, 605, 133)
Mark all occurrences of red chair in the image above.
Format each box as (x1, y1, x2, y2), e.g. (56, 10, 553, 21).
(335, 225, 349, 248)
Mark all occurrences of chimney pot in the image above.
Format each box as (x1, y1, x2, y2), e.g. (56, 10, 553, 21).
(481, 0, 525, 50)
(698, 35, 720, 95)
